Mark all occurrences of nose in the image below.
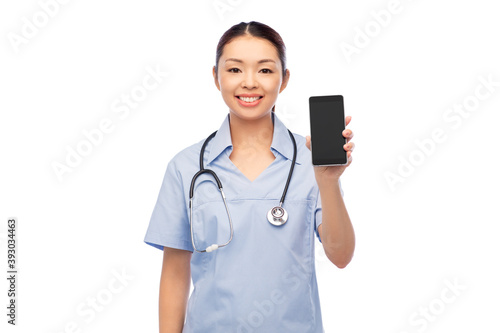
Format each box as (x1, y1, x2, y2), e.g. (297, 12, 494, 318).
(242, 71, 258, 89)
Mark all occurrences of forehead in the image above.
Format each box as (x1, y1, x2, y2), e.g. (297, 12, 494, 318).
(221, 36, 279, 63)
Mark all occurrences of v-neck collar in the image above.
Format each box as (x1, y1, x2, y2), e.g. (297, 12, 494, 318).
(224, 148, 280, 184)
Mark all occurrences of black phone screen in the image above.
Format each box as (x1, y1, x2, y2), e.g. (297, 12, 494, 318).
(309, 95, 347, 165)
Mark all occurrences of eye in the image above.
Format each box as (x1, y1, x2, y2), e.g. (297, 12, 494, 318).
(228, 68, 241, 73)
(260, 68, 273, 73)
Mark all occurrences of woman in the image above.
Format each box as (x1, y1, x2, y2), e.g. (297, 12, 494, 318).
(144, 21, 355, 332)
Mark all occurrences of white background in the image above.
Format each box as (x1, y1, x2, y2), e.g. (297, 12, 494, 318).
(1, 0, 499, 332)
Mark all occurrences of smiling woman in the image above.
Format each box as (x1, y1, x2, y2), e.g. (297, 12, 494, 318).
(143, 21, 355, 333)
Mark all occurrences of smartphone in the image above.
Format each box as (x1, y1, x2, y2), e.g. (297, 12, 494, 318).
(309, 95, 347, 166)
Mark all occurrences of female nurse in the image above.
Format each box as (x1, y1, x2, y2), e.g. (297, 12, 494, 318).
(144, 21, 355, 332)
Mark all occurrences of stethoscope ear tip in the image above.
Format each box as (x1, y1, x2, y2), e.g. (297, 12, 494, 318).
(206, 244, 219, 252)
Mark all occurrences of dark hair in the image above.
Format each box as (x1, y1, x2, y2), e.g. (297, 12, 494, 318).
(214, 21, 287, 80)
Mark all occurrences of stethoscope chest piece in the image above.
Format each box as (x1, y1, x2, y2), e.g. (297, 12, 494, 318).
(267, 206, 288, 226)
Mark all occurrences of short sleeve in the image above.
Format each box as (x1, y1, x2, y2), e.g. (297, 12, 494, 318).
(314, 178, 344, 243)
(144, 159, 194, 252)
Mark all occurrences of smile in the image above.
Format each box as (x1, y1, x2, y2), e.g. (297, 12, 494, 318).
(236, 96, 263, 107)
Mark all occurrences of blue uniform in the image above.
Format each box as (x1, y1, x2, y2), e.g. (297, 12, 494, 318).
(144, 112, 343, 332)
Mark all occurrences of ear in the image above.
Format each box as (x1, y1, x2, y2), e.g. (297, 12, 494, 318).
(279, 69, 290, 94)
(213, 66, 221, 91)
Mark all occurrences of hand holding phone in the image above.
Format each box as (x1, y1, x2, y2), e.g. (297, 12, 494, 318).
(309, 95, 347, 166)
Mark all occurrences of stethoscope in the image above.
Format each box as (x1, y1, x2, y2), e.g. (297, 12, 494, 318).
(189, 113, 297, 253)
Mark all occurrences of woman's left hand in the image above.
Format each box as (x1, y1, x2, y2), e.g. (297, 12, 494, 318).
(305, 116, 354, 183)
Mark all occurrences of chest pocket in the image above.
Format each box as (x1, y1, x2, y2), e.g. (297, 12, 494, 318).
(193, 194, 315, 266)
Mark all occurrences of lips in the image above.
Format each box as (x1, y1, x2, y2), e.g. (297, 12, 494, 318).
(235, 95, 263, 107)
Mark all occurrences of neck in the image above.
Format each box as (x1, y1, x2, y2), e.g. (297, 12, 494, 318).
(228, 111, 274, 151)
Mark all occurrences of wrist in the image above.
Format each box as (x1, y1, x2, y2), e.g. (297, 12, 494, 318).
(317, 176, 341, 191)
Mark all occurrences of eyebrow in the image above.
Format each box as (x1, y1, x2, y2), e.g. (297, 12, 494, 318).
(224, 58, 276, 64)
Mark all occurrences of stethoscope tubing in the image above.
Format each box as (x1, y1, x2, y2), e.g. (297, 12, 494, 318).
(189, 115, 297, 253)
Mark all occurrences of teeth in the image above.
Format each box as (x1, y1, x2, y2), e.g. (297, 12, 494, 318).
(239, 96, 261, 102)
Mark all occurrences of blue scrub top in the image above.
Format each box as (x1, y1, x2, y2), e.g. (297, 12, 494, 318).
(144, 112, 343, 332)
